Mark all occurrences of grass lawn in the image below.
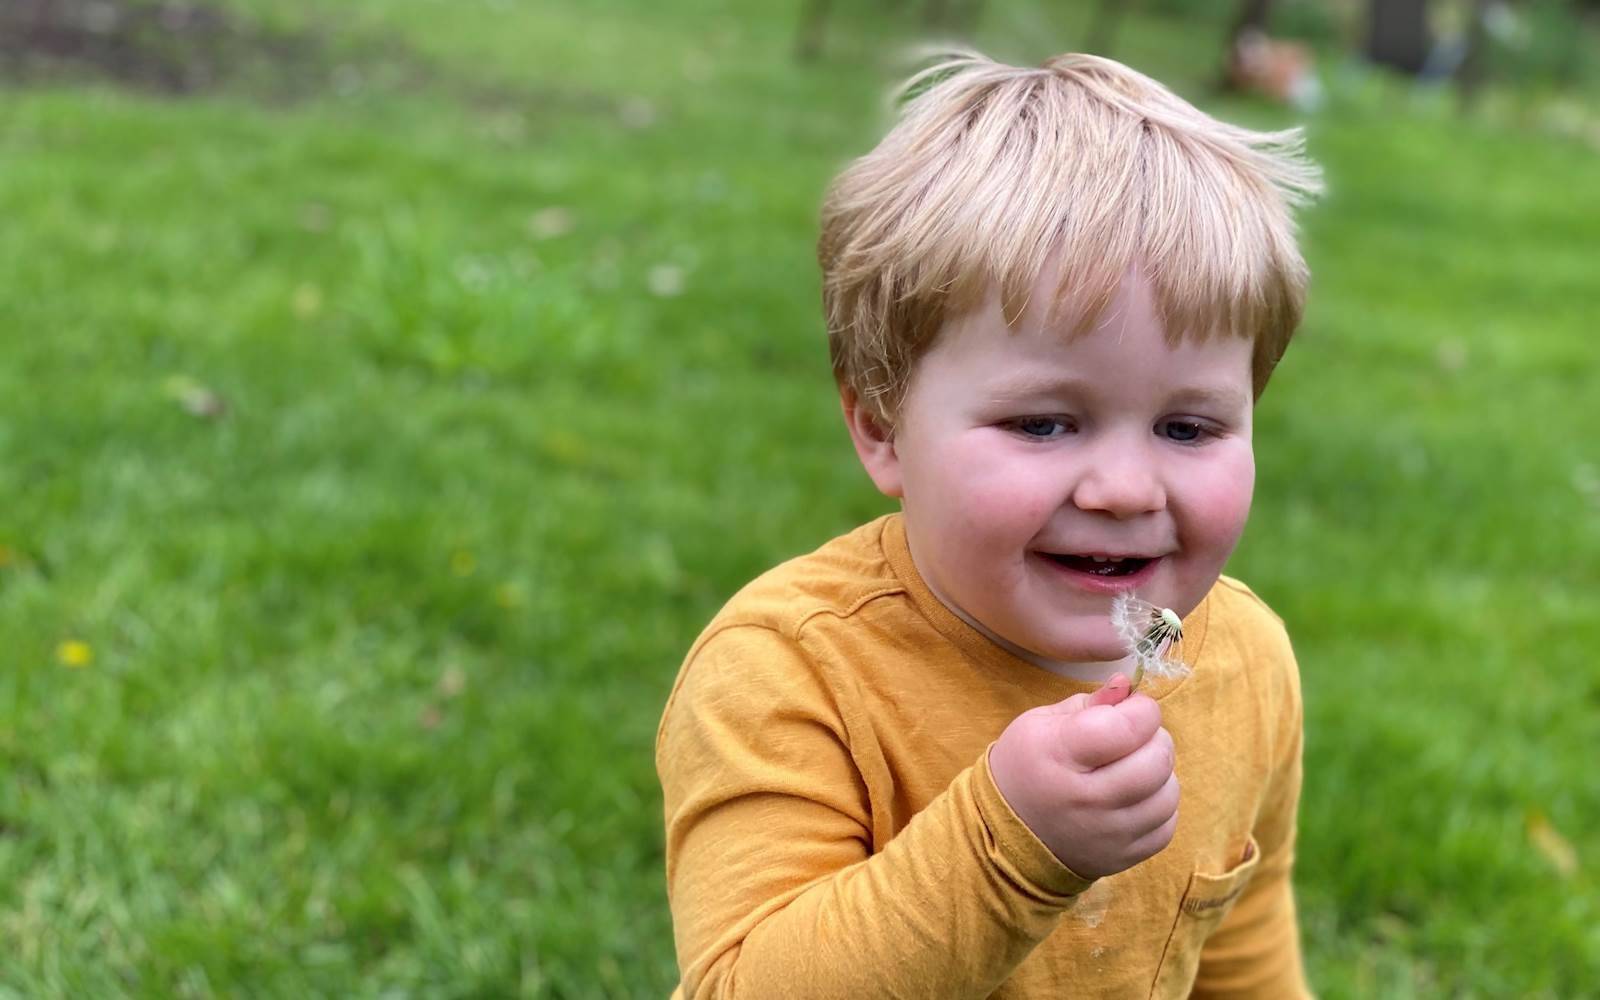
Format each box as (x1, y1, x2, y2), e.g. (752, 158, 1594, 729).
(1, 0, 1596, 995)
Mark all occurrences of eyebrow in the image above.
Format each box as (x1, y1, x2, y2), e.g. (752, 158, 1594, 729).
(1165, 385, 1250, 411)
(984, 375, 1098, 404)
(986, 375, 1249, 412)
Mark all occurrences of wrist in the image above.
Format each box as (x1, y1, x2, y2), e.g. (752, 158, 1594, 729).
(980, 743, 1095, 891)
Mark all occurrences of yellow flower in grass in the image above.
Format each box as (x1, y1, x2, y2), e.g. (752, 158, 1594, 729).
(57, 640, 93, 668)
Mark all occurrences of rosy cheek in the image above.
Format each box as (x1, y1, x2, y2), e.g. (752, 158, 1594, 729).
(1188, 450, 1255, 547)
(958, 452, 1057, 532)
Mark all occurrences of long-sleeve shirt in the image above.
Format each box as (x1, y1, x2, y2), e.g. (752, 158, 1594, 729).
(657, 514, 1309, 998)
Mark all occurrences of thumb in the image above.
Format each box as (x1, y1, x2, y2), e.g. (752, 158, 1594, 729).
(1085, 673, 1131, 708)
(1040, 673, 1131, 719)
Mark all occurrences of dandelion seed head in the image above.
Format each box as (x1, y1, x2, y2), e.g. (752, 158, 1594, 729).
(1110, 592, 1190, 686)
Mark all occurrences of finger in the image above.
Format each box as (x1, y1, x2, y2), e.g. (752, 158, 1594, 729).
(1115, 772, 1180, 836)
(1058, 694, 1163, 769)
(1086, 673, 1130, 708)
(1126, 807, 1180, 861)
(1038, 691, 1093, 719)
(1091, 731, 1176, 806)
(1115, 694, 1163, 743)
(1145, 725, 1175, 773)
(1040, 674, 1131, 722)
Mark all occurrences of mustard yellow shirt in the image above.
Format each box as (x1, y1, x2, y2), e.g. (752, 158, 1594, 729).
(657, 514, 1309, 998)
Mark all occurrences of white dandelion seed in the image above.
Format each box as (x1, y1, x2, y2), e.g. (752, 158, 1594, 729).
(1110, 592, 1189, 689)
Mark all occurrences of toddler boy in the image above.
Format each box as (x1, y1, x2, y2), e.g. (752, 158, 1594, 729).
(658, 50, 1320, 998)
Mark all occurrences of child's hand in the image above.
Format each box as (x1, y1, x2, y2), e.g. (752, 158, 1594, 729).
(988, 674, 1178, 880)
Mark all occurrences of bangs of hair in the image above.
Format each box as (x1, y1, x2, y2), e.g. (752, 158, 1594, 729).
(819, 51, 1323, 424)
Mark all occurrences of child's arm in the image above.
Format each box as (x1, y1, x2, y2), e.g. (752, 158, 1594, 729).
(1189, 637, 1310, 998)
(658, 626, 1084, 996)
(658, 626, 1158, 998)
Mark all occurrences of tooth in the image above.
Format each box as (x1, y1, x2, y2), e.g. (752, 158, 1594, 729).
(1091, 556, 1107, 563)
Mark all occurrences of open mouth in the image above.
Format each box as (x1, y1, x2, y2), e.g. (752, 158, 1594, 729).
(1041, 553, 1155, 577)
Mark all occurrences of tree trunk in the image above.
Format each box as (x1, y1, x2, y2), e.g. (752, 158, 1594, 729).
(1220, 0, 1275, 90)
(795, 0, 832, 61)
(1454, 0, 1493, 109)
(1228, 0, 1276, 43)
(1366, 0, 1432, 76)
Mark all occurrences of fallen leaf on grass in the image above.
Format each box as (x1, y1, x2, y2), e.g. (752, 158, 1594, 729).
(292, 283, 323, 319)
(1372, 912, 1412, 942)
(162, 375, 228, 420)
(1573, 463, 1600, 505)
(1526, 811, 1578, 878)
(618, 97, 656, 129)
(529, 207, 574, 240)
(648, 264, 685, 297)
(299, 202, 332, 232)
(1435, 339, 1467, 372)
(436, 665, 466, 699)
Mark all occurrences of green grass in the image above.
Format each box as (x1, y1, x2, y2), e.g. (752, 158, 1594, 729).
(1, 0, 1596, 995)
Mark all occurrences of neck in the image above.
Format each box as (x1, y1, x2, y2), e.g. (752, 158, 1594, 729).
(945, 597, 1131, 683)
(906, 542, 1133, 684)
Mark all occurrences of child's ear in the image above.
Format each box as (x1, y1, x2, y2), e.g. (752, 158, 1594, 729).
(841, 390, 904, 499)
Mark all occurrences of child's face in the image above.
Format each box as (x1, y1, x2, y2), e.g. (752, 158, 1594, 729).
(852, 269, 1256, 664)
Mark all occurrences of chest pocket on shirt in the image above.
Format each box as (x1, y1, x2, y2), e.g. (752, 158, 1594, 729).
(1148, 835, 1262, 999)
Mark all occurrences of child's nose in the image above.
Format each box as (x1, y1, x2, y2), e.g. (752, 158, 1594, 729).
(1069, 443, 1167, 518)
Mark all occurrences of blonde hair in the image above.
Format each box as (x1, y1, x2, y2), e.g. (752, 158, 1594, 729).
(819, 51, 1323, 426)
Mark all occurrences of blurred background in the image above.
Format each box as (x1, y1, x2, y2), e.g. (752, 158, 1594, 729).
(0, 0, 1596, 995)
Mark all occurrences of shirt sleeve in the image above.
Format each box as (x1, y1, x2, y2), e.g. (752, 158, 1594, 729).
(1189, 629, 1311, 999)
(657, 625, 1092, 999)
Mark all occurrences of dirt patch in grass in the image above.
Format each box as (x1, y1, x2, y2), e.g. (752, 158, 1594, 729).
(0, 0, 628, 126)
(0, 0, 336, 96)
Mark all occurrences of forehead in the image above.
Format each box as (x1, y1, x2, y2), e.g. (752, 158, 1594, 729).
(919, 268, 1255, 402)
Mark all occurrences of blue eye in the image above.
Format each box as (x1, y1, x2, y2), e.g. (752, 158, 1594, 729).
(1160, 420, 1205, 443)
(1013, 417, 1070, 438)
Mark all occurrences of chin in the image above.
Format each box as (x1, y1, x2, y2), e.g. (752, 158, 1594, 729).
(1030, 632, 1127, 664)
